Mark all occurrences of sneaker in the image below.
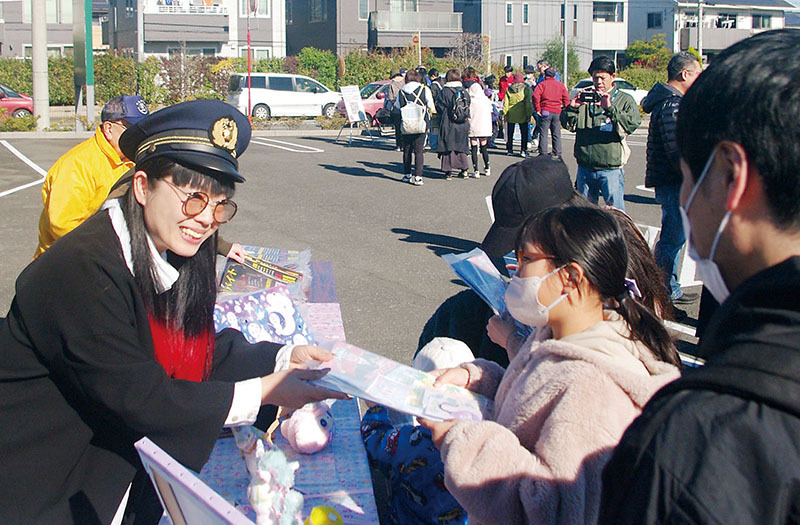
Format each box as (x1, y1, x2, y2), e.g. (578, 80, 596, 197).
(673, 291, 700, 305)
(411, 176, 424, 186)
(520, 151, 528, 158)
(484, 167, 491, 177)
(670, 305, 689, 322)
(395, 146, 402, 152)
(551, 154, 562, 161)
(470, 171, 480, 179)
(459, 170, 468, 179)
(401, 173, 412, 183)
(507, 151, 515, 157)
(444, 173, 453, 180)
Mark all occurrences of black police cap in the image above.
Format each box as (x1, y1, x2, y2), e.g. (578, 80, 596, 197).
(119, 99, 251, 183)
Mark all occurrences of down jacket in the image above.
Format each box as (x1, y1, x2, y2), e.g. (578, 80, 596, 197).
(641, 82, 683, 188)
(439, 313, 679, 524)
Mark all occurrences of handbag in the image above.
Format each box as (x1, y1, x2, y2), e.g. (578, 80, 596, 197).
(399, 87, 428, 135)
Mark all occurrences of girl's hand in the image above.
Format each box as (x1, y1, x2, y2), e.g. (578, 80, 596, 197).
(289, 345, 335, 370)
(226, 243, 246, 263)
(260, 369, 346, 411)
(418, 418, 458, 448)
(428, 367, 470, 389)
(487, 315, 515, 349)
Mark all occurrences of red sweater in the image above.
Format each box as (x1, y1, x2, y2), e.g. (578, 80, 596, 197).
(533, 77, 570, 114)
(498, 74, 513, 101)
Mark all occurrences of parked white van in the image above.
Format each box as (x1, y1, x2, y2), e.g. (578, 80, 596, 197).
(227, 73, 342, 119)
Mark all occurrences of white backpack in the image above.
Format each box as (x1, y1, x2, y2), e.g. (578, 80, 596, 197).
(399, 87, 428, 135)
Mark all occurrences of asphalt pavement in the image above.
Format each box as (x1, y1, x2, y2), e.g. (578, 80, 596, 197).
(0, 125, 700, 367)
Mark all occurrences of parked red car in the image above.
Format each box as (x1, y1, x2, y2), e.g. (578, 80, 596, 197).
(0, 83, 34, 118)
(335, 79, 391, 126)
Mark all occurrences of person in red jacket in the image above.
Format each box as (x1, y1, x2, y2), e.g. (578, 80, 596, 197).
(532, 67, 570, 160)
(497, 66, 514, 140)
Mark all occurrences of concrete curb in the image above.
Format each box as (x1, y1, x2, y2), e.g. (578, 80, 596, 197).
(0, 128, 353, 140)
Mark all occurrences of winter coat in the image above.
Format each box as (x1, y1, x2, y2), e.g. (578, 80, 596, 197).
(641, 82, 683, 188)
(600, 256, 800, 525)
(468, 84, 493, 138)
(0, 211, 280, 523)
(533, 77, 569, 115)
(35, 126, 133, 259)
(560, 87, 641, 170)
(440, 312, 679, 524)
(502, 82, 533, 124)
(498, 74, 512, 101)
(435, 81, 471, 154)
(393, 81, 436, 120)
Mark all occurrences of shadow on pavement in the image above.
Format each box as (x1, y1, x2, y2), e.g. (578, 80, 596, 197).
(624, 193, 658, 205)
(318, 163, 399, 182)
(392, 227, 479, 257)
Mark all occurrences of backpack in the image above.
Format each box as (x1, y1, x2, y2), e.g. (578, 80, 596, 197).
(399, 87, 428, 135)
(448, 88, 470, 124)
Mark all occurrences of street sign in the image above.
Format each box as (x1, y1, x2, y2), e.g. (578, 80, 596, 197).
(412, 35, 419, 44)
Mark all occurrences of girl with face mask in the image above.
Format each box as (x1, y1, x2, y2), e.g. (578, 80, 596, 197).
(420, 205, 680, 524)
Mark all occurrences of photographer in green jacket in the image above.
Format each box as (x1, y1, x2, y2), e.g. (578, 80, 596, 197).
(561, 56, 641, 211)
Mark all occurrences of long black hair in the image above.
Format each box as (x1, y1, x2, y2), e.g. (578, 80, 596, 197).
(121, 156, 235, 337)
(516, 205, 680, 366)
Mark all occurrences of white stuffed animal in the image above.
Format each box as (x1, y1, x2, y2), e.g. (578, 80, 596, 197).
(280, 402, 335, 454)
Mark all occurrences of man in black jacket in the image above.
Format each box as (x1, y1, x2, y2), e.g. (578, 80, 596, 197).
(641, 52, 702, 313)
(599, 29, 800, 523)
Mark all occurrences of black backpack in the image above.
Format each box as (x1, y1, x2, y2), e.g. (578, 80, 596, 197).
(448, 89, 470, 124)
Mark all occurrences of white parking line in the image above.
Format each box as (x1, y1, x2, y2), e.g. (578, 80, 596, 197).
(0, 140, 46, 198)
(251, 138, 324, 153)
(636, 185, 655, 193)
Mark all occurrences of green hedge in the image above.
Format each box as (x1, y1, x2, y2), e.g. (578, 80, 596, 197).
(617, 65, 667, 91)
(0, 47, 506, 111)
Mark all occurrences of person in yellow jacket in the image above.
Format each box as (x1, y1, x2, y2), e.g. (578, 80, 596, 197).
(34, 95, 149, 259)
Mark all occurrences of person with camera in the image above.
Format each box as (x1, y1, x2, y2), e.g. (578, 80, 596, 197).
(561, 56, 641, 211)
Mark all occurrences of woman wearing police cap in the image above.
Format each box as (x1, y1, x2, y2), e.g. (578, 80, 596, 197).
(0, 100, 345, 524)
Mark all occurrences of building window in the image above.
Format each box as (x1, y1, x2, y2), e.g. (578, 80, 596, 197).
(752, 14, 771, 28)
(241, 0, 269, 17)
(359, 0, 368, 20)
(506, 2, 513, 24)
(391, 0, 417, 11)
(523, 4, 529, 24)
(522, 55, 529, 68)
(682, 11, 697, 28)
(310, 0, 328, 22)
(647, 12, 662, 28)
(241, 48, 271, 60)
(125, 0, 134, 18)
(560, 4, 565, 35)
(593, 2, 623, 22)
(573, 4, 578, 35)
(504, 55, 512, 67)
(286, 0, 293, 24)
(716, 13, 736, 28)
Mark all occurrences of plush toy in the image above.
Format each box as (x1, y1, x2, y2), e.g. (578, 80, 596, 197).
(280, 402, 335, 454)
(304, 505, 343, 525)
(231, 425, 304, 525)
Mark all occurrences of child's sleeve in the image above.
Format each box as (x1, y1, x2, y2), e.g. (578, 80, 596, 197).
(361, 406, 401, 468)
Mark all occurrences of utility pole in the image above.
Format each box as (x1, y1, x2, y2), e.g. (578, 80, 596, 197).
(697, 0, 704, 63)
(32, 0, 50, 130)
(563, 0, 569, 88)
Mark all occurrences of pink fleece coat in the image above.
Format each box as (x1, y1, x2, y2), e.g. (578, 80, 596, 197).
(439, 313, 679, 524)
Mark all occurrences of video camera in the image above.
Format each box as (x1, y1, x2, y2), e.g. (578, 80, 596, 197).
(578, 88, 602, 104)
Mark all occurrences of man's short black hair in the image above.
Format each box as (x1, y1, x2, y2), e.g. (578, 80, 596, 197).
(504, 65, 514, 73)
(429, 68, 439, 78)
(588, 56, 616, 75)
(537, 59, 549, 67)
(667, 51, 700, 81)
(677, 29, 800, 228)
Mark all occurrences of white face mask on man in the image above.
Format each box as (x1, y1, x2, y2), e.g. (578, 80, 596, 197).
(505, 265, 568, 327)
(679, 147, 732, 304)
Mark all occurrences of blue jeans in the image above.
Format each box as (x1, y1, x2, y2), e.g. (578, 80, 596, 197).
(428, 124, 438, 151)
(653, 184, 687, 299)
(576, 165, 625, 210)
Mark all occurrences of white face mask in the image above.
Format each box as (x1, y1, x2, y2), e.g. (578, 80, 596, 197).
(505, 265, 568, 327)
(679, 147, 731, 304)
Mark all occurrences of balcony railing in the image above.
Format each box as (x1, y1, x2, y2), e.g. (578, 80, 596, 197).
(370, 11, 462, 32)
(144, 1, 228, 15)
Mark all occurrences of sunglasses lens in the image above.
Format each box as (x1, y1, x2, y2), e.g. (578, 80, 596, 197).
(214, 201, 237, 223)
(184, 194, 208, 216)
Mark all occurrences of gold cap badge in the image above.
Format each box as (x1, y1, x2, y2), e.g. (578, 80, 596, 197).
(210, 117, 239, 157)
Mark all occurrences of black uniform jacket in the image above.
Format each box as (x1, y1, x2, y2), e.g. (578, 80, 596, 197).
(0, 211, 280, 523)
(599, 256, 800, 524)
